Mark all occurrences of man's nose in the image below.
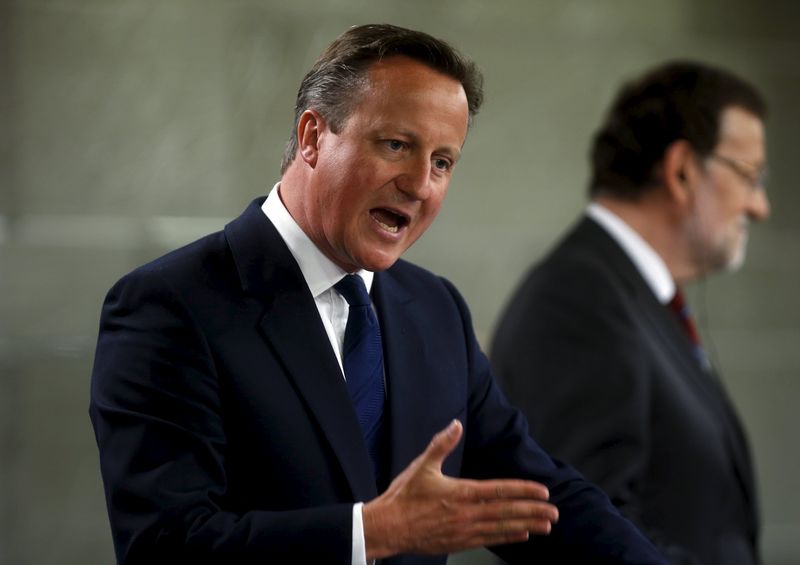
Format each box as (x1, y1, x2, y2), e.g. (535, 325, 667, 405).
(397, 157, 433, 200)
(749, 187, 771, 221)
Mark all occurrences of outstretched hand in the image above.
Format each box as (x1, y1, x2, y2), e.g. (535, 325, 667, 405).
(362, 419, 558, 560)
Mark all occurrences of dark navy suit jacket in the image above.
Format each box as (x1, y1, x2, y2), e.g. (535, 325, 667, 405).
(491, 217, 759, 565)
(90, 199, 666, 564)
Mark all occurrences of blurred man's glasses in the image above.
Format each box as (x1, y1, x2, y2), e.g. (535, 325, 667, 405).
(709, 153, 768, 190)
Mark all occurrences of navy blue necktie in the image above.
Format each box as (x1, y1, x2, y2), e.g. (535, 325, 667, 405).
(334, 274, 385, 481)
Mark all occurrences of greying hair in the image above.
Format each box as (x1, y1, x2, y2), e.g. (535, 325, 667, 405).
(280, 24, 484, 174)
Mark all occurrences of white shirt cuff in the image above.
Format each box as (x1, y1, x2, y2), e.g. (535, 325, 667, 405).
(352, 502, 368, 565)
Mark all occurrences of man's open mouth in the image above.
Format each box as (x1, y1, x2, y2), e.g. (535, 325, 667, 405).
(370, 208, 409, 234)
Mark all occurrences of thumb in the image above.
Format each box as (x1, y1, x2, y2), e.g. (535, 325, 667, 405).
(421, 419, 463, 470)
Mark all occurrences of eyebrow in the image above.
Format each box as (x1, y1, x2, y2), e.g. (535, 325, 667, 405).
(394, 128, 463, 162)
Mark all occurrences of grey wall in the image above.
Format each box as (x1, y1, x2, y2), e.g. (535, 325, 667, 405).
(2, 1, 798, 564)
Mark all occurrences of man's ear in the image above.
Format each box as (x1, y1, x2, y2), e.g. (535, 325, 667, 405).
(661, 139, 698, 205)
(296, 109, 326, 168)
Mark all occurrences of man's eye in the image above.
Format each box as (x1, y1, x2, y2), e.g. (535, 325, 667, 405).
(433, 158, 452, 172)
(386, 140, 405, 151)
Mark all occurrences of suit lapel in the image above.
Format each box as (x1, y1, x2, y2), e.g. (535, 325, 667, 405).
(258, 289, 379, 501)
(373, 268, 444, 483)
(225, 199, 378, 502)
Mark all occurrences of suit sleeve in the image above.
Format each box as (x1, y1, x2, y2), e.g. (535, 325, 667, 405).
(89, 269, 353, 564)
(489, 268, 701, 564)
(436, 278, 667, 564)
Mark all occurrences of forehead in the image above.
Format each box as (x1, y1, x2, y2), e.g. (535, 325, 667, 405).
(348, 56, 469, 138)
(363, 55, 462, 92)
(716, 106, 765, 159)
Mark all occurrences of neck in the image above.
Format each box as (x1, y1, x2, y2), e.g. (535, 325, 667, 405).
(593, 193, 699, 283)
(278, 164, 313, 236)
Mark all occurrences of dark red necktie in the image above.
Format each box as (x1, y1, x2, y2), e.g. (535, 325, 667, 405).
(668, 288, 709, 369)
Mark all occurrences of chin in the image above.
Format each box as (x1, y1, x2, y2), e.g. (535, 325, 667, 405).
(725, 232, 749, 272)
(355, 251, 403, 273)
(366, 257, 402, 272)
(724, 247, 747, 272)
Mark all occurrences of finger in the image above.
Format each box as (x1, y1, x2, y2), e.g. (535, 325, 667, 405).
(452, 516, 555, 551)
(419, 419, 463, 469)
(483, 517, 554, 537)
(468, 499, 559, 524)
(456, 478, 551, 502)
(477, 519, 553, 546)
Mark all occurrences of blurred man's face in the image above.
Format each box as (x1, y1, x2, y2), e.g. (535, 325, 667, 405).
(300, 55, 469, 273)
(687, 106, 770, 273)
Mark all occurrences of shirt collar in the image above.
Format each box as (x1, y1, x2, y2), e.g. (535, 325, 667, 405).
(262, 183, 374, 297)
(586, 202, 675, 304)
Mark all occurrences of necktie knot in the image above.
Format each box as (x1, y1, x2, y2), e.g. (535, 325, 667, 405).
(668, 288, 685, 313)
(668, 288, 701, 346)
(335, 274, 371, 307)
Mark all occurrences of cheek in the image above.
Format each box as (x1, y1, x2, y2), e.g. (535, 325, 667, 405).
(695, 192, 723, 230)
(423, 199, 444, 224)
(704, 186, 743, 229)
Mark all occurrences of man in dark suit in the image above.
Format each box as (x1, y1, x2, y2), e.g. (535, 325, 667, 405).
(491, 61, 769, 565)
(90, 24, 666, 564)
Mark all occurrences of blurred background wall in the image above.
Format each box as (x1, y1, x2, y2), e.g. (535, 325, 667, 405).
(1, 1, 798, 563)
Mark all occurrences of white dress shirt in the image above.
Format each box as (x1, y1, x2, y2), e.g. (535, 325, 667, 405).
(586, 202, 675, 304)
(262, 183, 372, 565)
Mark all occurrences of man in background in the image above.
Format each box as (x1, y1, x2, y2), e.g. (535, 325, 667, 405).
(90, 24, 666, 564)
(491, 61, 769, 565)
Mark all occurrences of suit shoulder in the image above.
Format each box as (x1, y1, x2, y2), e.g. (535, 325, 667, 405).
(492, 224, 640, 350)
(386, 259, 463, 297)
(104, 228, 234, 307)
(383, 259, 473, 321)
(120, 229, 228, 281)
(512, 236, 626, 308)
